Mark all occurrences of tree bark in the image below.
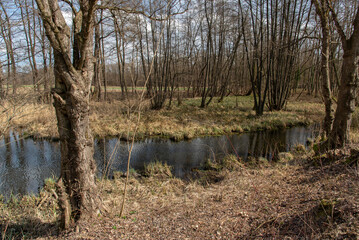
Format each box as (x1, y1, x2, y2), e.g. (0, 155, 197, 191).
(312, 0, 334, 136)
(329, 50, 358, 147)
(92, 16, 101, 101)
(326, 2, 359, 148)
(35, 0, 100, 229)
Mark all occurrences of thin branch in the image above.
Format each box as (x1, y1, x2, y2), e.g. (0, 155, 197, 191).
(97, 0, 190, 22)
(326, 0, 347, 47)
(61, 0, 78, 15)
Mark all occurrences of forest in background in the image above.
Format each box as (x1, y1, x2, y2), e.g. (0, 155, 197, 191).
(0, 0, 354, 111)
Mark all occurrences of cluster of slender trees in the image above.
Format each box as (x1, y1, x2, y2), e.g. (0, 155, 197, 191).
(0, 0, 358, 231)
(0, 0, 349, 110)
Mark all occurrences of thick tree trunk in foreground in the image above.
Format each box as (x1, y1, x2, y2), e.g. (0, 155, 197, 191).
(35, 0, 100, 229)
(327, 3, 359, 148)
(329, 51, 358, 147)
(53, 51, 99, 228)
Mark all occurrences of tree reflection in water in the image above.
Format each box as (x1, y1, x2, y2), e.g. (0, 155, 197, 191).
(0, 126, 318, 198)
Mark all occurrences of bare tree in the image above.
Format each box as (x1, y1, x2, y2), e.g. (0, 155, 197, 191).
(0, 63, 4, 99)
(327, 1, 359, 147)
(35, 0, 100, 229)
(38, 8, 52, 103)
(312, 0, 334, 136)
(113, 12, 129, 98)
(239, 0, 269, 116)
(195, 0, 241, 107)
(0, 2, 17, 95)
(144, 0, 174, 109)
(92, 14, 102, 101)
(19, 0, 41, 94)
(267, 0, 311, 111)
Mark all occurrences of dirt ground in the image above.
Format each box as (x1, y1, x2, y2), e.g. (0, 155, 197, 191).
(2, 148, 358, 240)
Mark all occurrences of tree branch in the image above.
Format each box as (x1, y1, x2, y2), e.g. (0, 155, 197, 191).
(326, 0, 347, 47)
(351, 5, 359, 42)
(61, 0, 78, 15)
(77, 0, 97, 70)
(97, 0, 190, 22)
(35, 0, 76, 81)
(312, 0, 323, 18)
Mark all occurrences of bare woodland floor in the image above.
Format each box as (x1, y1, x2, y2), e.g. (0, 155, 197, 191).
(1, 148, 359, 239)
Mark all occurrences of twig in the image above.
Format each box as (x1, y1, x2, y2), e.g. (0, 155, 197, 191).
(37, 193, 49, 209)
(2, 222, 8, 240)
(51, 189, 58, 200)
(254, 214, 283, 233)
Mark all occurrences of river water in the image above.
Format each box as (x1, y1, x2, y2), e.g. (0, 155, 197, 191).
(0, 126, 318, 197)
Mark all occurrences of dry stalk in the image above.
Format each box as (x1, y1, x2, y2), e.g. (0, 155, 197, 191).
(1, 221, 8, 240)
(101, 137, 122, 180)
(118, 6, 169, 218)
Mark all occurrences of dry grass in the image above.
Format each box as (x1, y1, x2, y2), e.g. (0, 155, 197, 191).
(1, 95, 324, 140)
(0, 88, 57, 138)
(98, 95, 320, 141)
(0, 180, 59, 239)
(1, 148, 358, 239)
(9, 104, 57, 138)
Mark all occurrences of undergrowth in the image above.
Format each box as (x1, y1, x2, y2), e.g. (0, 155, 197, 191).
(1, 95, 323, 140)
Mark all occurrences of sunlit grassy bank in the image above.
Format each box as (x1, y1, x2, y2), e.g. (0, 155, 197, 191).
(2, 95, 324, 140)
(1, 148, 358, 239)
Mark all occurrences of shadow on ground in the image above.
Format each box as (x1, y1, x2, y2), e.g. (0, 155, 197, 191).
(1, 217, 58, 239)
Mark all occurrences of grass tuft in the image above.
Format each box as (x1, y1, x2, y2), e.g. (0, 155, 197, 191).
(143, 161, 173, 178)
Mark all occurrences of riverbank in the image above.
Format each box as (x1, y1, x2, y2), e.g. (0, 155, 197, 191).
(4, 95, 324, 140)
(1, 148, 358, 239)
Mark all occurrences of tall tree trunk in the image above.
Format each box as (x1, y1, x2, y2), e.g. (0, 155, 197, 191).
(35, 0, 100, 229)
(328, 2, 359, 147)
(92, 17, 101, 101)
(21, 0, 40, 94)
(100, 18, 107, 101)
(0, 2, 17, 95)
(0, 63, 3, 99)
(329, 50, 358, 147)
(41, 21, 51, 103)
(312, 0, 334, 136)
(53, 52, 99, 228)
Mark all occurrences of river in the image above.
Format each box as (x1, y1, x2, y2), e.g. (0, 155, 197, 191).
(0, 125, 319, 197)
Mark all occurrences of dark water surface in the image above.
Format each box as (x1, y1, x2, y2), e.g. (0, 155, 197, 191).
(0, 126, 319, 197)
